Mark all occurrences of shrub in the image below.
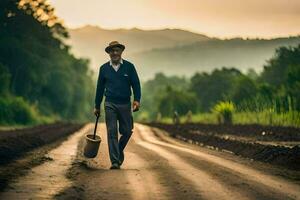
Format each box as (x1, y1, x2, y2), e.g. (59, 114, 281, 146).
(213, 101, 235, 125)
(0, 97, 39, 125)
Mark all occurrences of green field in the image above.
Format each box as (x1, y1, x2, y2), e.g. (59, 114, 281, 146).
(155, 111, 300, 127)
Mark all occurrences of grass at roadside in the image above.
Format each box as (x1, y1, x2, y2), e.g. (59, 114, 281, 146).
(155, 111, 300, 127)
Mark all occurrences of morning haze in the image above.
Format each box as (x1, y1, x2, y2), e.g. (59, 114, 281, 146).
(48, 0, 300, 80)
(1, 0, 300, 198)
(49, 0, 300, 38)
(68, 26, 300, 80)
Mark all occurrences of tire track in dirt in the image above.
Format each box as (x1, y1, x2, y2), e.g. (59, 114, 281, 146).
(134, 124, 250, 200)
(4, 122, 299, 200)
(146, 130, 293, 199)
(65, 123, 210, 199)
(126, 130, 205, 200)
(135, 124, 300, 200)
(63, 124, 172, 200)
(121, 151, 167, 200)
(88, 123, 211, 200)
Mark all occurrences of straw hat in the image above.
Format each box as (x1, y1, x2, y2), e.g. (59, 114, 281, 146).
(105, 41, 125, 53)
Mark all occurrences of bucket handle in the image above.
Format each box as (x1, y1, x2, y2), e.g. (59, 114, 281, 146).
(93, 114, 99, 140)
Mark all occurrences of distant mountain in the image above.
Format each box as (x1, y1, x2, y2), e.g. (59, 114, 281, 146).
(68, 25, 210, 75)
(128, 37, 300, 79)
(67, 25, 300, 80)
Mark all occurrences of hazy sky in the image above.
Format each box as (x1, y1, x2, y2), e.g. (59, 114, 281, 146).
(48, 0, 300, 38)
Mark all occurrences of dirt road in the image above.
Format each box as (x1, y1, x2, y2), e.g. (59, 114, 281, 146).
(1, 123, 300, 200)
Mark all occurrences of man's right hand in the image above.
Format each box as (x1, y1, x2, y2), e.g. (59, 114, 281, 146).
(94, 108, 100, 117)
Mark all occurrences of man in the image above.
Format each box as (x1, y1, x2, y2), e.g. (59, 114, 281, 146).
(94, 41, 141, 170)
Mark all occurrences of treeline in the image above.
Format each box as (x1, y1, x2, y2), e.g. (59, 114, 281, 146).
(138, 44, 300, 126)
(0, 0, 94, 125)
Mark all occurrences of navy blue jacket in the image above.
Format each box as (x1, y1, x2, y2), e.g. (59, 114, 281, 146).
(94, 59, 141, 109)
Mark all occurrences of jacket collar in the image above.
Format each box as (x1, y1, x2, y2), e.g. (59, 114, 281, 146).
(109, 58, 123, 66)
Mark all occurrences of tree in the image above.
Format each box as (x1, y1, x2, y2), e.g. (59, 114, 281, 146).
(261, 44, 300, 111)
(190, 67, 243, 111)
(158, 86, 197, 117)
(231, 76, 258, 105)
(0, 0, 94, 124)
(0, 63, 11, 96)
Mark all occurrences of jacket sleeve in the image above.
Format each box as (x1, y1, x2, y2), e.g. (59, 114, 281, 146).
(130, 64, 141, 103)
(94, 66, 105, 109)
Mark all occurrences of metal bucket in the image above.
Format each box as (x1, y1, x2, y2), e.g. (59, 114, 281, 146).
(83, 115, 101, 158)
(84, 134, 101, 158)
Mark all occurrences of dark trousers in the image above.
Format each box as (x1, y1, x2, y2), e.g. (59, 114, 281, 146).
(104, 101, 133, 165)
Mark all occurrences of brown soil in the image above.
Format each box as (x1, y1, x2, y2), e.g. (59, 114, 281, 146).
(146, 123, 300, 170)
(57, 123, 300, 200)
(0, 122, 84, 191)
(0, 122, 83, 165)
(1, 123, 300, 199)
(148, 123, 300, 141)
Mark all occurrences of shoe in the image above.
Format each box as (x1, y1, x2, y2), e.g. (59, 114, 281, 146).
(119, 151, 124, 166)
(110, 163, 120, 170)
